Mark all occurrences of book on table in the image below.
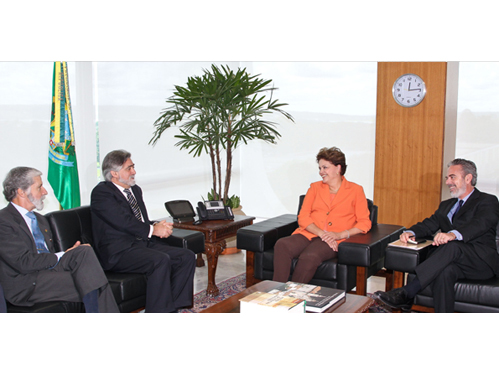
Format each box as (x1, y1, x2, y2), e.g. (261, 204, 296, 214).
(389, 239, 433, 251)
(269, 282, 346, 313)
(239, 291, 306, 313)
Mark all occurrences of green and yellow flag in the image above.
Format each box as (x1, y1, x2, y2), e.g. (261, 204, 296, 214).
(48, 61, 80, 210)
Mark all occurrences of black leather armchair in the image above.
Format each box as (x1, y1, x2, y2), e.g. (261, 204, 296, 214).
(237, 196, 404, 295)
(4, 205, 205, 313)
(385, 222, 499, 312)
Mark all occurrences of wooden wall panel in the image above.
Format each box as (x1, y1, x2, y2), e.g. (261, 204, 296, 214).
(374, 62, 447, 228)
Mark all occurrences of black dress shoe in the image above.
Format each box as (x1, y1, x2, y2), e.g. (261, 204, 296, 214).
(374, 288, 414, 310)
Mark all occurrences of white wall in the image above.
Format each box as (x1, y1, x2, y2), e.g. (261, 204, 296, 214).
(456, 62, 499, 197)
(0, 62, 69, 213)
(1, 62, 497, 222)
(94, 62, 241, 220)
(238, 62, 377, 218)
(96, 61, 378, 220)
(0, 61, 378, 220)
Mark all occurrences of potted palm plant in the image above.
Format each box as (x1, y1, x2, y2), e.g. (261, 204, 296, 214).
(149, 64, 294, 207)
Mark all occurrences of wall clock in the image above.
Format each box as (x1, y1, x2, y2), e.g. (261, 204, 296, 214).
(392, 73, 426, 107)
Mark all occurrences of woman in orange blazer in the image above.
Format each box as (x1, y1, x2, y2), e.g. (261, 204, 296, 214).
(273, 147, 372, 284)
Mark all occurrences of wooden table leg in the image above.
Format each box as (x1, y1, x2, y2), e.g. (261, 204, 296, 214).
(204, 240, 226, 297)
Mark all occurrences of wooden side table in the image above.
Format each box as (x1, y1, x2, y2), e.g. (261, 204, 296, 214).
(171, 215, 255, 296)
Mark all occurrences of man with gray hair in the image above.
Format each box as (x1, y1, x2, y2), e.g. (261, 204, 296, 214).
(91, 150, 195, 313)
(375, 158, 499, 312)
(0, 167, 119, 312)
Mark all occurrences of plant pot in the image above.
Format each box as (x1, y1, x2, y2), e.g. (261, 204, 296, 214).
(231, 205, 245, 216)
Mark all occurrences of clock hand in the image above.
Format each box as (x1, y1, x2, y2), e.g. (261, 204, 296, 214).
(408, 82, 421, 92)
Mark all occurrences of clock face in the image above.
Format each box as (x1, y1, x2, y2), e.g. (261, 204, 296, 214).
(392, 73, 427, 107)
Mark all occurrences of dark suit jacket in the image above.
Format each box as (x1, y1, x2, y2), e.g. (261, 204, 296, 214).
(0, 203, 59, 306)
(90, 181, 154, 269)
(410, 188, 499, 275)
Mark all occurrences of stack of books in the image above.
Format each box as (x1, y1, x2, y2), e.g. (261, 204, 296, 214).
(239, 291, 306, 313)
(239, 282, 345, 313)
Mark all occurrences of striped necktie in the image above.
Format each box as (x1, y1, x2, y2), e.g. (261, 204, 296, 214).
(124, 188, 143, 222)
(26, 211, 50, 253)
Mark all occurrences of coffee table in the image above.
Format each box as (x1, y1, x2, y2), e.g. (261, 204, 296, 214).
(200, 280, 374, 313)
(171, 215, 255, 297)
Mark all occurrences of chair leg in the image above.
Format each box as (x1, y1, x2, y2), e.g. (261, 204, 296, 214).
(196, 253, 205, 267)
(383, 269, 393, 291)
(393, 270, 405, 289)
(245, 251, 260, 288)
(356, 267, 368, 296)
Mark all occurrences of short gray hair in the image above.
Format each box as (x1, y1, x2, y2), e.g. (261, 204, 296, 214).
(448, 158, 477, 186)
(102, 150, 131, 182)
(3, 167, 42, 202)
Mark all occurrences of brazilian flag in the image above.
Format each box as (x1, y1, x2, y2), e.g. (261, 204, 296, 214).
(48, 62, 80, 210)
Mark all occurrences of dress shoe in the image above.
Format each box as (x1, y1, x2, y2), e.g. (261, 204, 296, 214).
(374, 288, 414, 310)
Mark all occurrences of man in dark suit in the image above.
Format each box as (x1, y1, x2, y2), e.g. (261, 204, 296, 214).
(375, 159, 499, 313)
(0, 167, 119, 312)
(0, 283, 6, 313)
(90, 150, 195, 313)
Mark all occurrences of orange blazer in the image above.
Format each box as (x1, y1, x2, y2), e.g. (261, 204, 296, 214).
(293, 177, 371, 241)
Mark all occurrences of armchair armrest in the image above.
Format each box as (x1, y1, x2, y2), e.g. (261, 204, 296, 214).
(162, 228, 205, 254)
(384, 244, 431, 273)
(338, 224, 405, 267)
(237, 214, 298, 253)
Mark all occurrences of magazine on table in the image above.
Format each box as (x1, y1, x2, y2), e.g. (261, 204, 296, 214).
(269, 282, 345, 313)
(239, 291, 306, 313)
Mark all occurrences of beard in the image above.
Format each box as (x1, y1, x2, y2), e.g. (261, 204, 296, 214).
(449, 184, 466, 198)
(27, 192, 45, 210)
(119, 175, 136, 187)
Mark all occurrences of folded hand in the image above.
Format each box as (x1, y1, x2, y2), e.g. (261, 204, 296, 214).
(320, 232, 339, 251)
(65, 241, 91, 252)
(153, 220, 174, 239)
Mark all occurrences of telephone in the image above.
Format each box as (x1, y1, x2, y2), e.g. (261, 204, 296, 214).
(164, 200, 196, 223)
(197, 200, 234, 221)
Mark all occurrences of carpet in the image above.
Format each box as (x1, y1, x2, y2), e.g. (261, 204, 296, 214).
(179, 273, 391, 313)
(368, 294, 392, 313)
(179, 273, 247, 313)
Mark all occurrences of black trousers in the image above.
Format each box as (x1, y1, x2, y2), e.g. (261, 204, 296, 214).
(415, 241, 495, 313)
(109, 240, 196, 313)
(29, 245, 119, 312)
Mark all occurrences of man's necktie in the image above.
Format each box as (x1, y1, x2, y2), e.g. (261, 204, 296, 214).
(452, 200, 464, 223)
(26, 211, 50, 253)
(124, 188, 143, 222)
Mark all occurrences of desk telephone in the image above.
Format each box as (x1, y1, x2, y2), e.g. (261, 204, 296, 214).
(197, 200, 234, 221)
